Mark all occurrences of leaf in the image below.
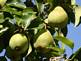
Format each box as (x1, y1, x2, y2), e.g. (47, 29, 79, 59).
(34, 0, 44, 13)
(0, 25, 3, 36)
(0, 27, 8, 36)
(7, 2, 26, 9)
(28, 16, 43, 28)
(0, 13, 5, 23)
(15, 8, 36, 29)
(46, 0, 54, 3)
(50, 51, 61, 56)
(1, 5, 21, 17)
(26, 43, 32, 56)
(70, 48, 81, 60)
(33, 23, 45, 35)
(0, 27, 8, 33)
(44, 0, 53, 6)
(71, 0, 76, 5)
(7, 0, 21, 3)
(44, 0, 56, 11)
(0, 25, 3, 28)
(54, 36, 74, 49)
(74, 6, 81, 27)
(46, 46, 65, 53)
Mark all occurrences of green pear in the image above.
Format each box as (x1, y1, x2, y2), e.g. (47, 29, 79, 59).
(48, 6, 68, 28)
(34, 30, 54, 53)
(9, 33, 28, 54)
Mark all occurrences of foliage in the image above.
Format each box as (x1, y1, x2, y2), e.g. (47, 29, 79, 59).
(0, 0, 81, 61)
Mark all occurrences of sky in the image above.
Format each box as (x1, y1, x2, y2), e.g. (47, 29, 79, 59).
(0, 0, 81, 60)
(65, 23, 81, 57)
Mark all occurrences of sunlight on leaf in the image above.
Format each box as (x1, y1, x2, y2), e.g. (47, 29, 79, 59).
(74, 6, 81, 27)
(54, 36, 74, 49)
(15, 8, 36, 29)
(0, 13, 5, 23)
(0, 25, 3, 28)
(26, 43, 32, 57)
(34, 0, 44, 13)
(47, 46, 64, 54)
(0, 27, 8, 33)
(50, 52, 61, 56)
(71, 0, 76, 5)
(7, 2, 26, 9)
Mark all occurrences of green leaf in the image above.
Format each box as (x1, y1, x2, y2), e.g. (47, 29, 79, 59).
(15, 8, 36, 29)
(0, 13, 5, 23)
(54, 36, 74, 49)
(26, 43, 32, 56)
(50, 51, 61, 56)
(46, 0, 54, 3)
(33, 23, 45, 35)
(44, 0, 54, 6)
(0, 25, 3, 28)
(34, 0, 44, 13)
(7, 0, 21, 3)
(70, 48, 81, 60)
(0, 27, 8, 36)
(46, 46, 65, 53)
(1, 5, 21, 16)
(0, 25, 3, 36)
(0, 27, 8, 33)
(74, 6, 81, 27)
(7, 2, 26, 9)
(71, 0, 76, 5)
(46, 47, 64, 56)
(28, 16, 43, 28)
(22, 8, 36, 14)
(44, 0, 56, 11)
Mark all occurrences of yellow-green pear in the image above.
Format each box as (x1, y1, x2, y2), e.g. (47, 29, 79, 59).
(48, 6, 68, 28)
(9, 33, 28, 54)
(0, 0, 7, 7)
(34, 30, 54, 53)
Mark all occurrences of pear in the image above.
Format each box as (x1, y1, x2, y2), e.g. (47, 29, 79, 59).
(48, 6, 68, 28)
(9, 33, 28, 54)
(34, 30, 54, 53)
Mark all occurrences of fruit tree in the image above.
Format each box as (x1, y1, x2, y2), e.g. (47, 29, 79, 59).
(0, 0, 81, 61)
